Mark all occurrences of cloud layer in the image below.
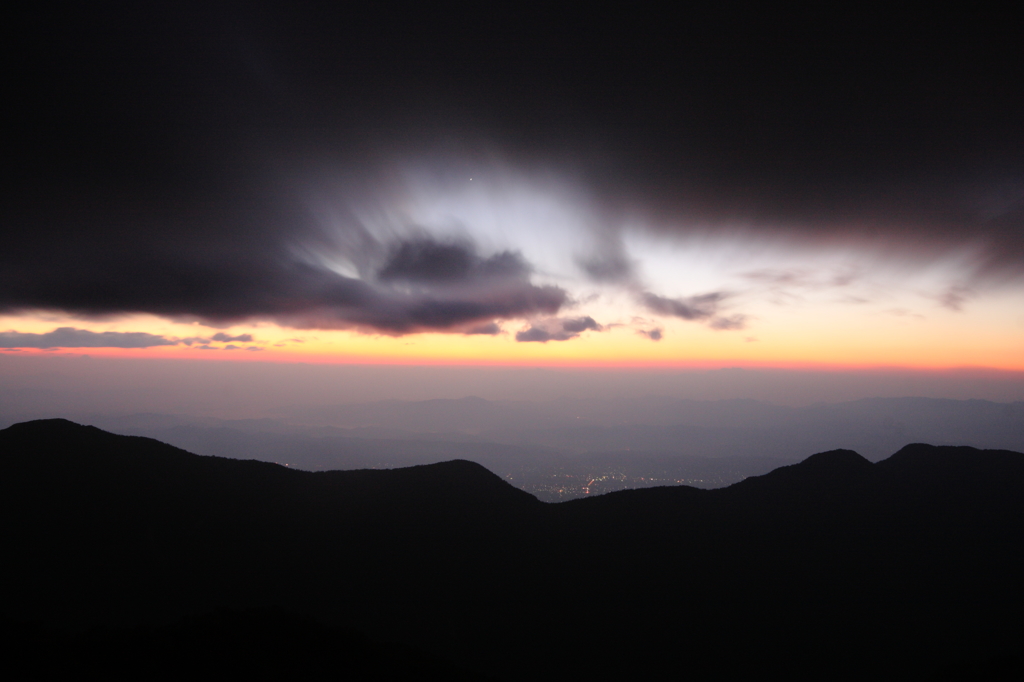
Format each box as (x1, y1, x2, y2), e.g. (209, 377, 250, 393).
(0, 227, 567, 335)
(0, 328, 176, 349)
(3, 5, 1020, 339)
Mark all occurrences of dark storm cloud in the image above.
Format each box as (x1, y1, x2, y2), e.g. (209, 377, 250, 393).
(516, 316, 603, 343)
(3, 4, 1022, 331)
(0, 328, 176, 349)
(378, 240, 529, 284)
(342, 239, 568, 333)
(0, 5, 579, 336)
(0, 187, 567, 333)
(298, 236, 568, 333)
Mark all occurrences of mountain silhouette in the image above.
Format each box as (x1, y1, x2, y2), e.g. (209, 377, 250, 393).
(2, 419, 1022, 680)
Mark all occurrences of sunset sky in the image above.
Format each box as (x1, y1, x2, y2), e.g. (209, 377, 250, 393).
(3, 6, 1022, 383)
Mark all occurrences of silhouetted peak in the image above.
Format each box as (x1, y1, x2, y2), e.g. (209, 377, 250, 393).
(878, 443, 1024, 478)
(2, 418, 100, 435)
(759, 448, 872, 481)
(319, 458, 542, 509)
(879, 443, 996, 472)
(731, 448, 874, 494)
(887, 443, 963, 459)
(393, 458, 515, 488)
(417, 459, 536, 498)
(409, 458, 494, 475)
(879, 442, 940, 465)
(1, 419, 168, 454)
(797, 448, 873, 471)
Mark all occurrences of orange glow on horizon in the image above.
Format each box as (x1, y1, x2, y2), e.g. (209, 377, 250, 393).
(3, 334, 1023, 372)
(2, 292, 1023, 373)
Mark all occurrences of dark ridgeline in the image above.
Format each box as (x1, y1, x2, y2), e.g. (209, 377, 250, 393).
(1, 420, 1022, 680)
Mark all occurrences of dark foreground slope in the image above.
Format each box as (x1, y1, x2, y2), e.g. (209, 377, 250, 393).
(2, 420, 1022, 680)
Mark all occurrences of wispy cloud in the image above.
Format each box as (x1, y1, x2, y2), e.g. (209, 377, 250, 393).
(937, 285, 973, 311)
(211, 333, 254, 343)
(516, 316, 604, 343)
(708, 315, 748, 330)
(639, 291, 745, 329)
(640, 292, 724, 321)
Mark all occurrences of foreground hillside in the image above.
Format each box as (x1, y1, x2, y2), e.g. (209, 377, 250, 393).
(2, 419, 1022, 680)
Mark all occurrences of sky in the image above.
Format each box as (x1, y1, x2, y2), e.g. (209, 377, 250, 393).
(2, 5, 1023, 405)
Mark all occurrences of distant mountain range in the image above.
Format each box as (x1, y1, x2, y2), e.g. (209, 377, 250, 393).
(6, 396, 1024, 500)
(2, 419, 1022, 679)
